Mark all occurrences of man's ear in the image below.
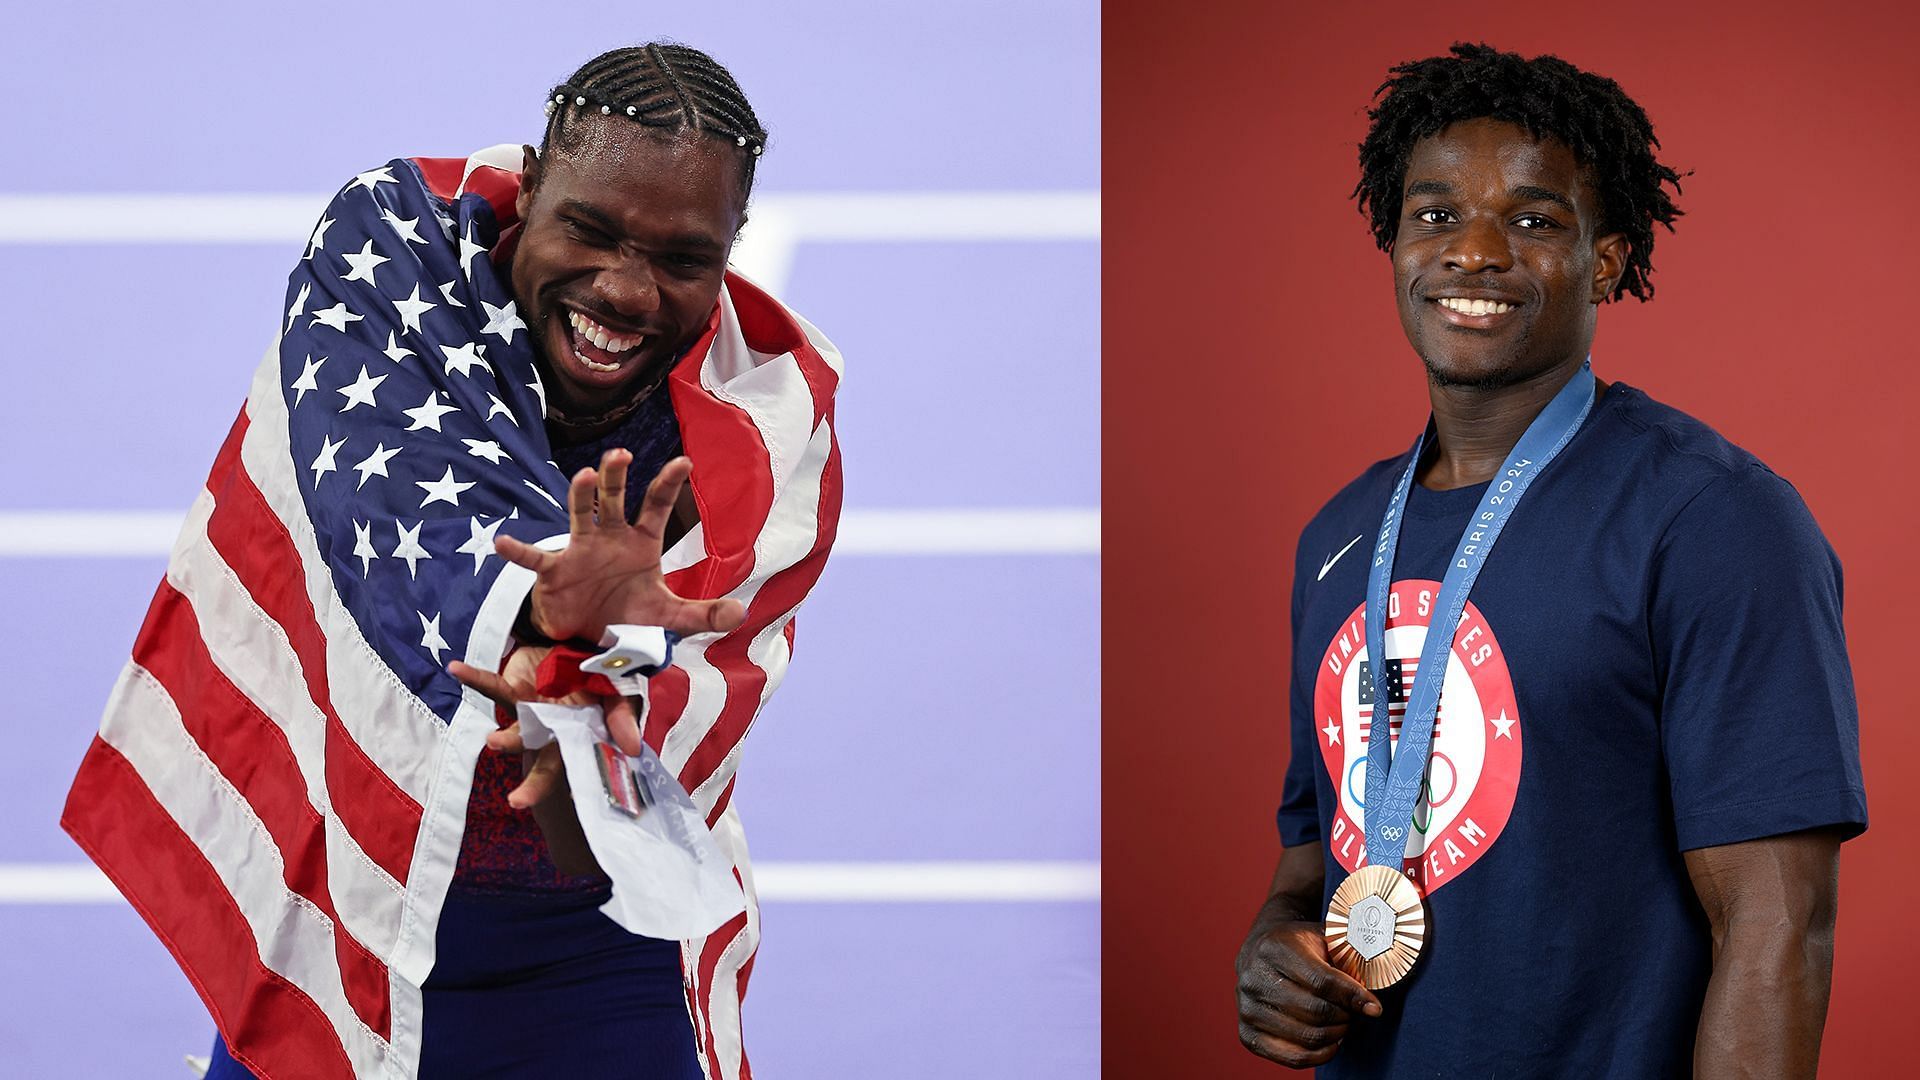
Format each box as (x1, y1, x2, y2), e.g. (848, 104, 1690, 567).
(1590, 231, 1628, 303)
(516, 144, 541, 222)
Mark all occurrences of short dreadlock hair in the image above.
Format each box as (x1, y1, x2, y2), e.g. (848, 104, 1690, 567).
(539, 43, 768, 200)
(1354, 43, 1684, 302)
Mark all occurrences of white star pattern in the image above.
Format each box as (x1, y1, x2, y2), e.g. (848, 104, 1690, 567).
(416, 465, 477, 508)
(352, 519, 379, 577)
(485, 393, 518, 427)
(336, 365, 386, 413)
(392, 283, 436, 335)
(438, 280, 466, 308)
(351, 442, 402, 489)
(1490, 709, 1515, 739)
(522, 480, 562, 509)
(1322, 719, 1341, 746)
(463, 438, 509, 464)
(480, 300, 526, 344)
(527, 368, 547, 418)
(455, 515, 504, 573)
(402, 391, 459, 432)
(290, 354, 325, 406)
(310, 433, 347, 487)
(382, 331, 414, 364)
(440, 341, 489, 379)
(418, 611, 450, 663)
(392, 520, 432, 578)
(380, 208, 427, 246)
(286, 281, 311, 333)
(341, 240, 390, 287)
(458, 223, 488, 280)
(310, 302, 363, 333)
(350, 166, 396, 192)
(304, 216, 334, 260)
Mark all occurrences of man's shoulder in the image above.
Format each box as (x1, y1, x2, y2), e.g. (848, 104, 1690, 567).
(1599, 382, 1771, 480)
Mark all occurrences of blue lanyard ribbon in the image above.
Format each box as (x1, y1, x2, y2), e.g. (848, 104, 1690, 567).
(1361, 361, 1597, 871)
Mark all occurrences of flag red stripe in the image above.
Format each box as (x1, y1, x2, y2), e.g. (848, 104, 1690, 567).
(668, 328, 775, 601)
(205, 413, 423, 884)
(695, 909, 752, 1079)
(679, 436, 842, 792)
(62, 738, 357, 1079)
(725, 274, 841, 428)
(135, 581, 393, 1039)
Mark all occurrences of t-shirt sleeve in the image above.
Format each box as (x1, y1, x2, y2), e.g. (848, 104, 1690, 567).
(1652, 464, 1867, 851)
(1276, 530, 1323, 847)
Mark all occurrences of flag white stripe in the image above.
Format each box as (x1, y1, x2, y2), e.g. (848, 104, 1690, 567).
(167, 491, 406, 956)
(101, 663, 391, 1077)
(240, 348, 445, 804)
(0, 861, 1102, 903)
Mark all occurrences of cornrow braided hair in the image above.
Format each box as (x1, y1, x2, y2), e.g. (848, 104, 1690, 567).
(1354, 43, 1684, 302)
(540, 43, 768, 198)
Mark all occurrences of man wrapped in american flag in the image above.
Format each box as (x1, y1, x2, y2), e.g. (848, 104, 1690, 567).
(61, 42, 842, 1080)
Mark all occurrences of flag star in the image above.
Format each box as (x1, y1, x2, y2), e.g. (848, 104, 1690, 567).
(485, 392, 518, 427)
(350, 165, 397, 192)
(432, 209, 457, 241)
(383, 331, 414, 364)
(440, 341, 490, 379)
(455, 515, 504, 573)
(403, 390, 460, 432)
(522, 479, 562, 509)
(310, 302, 363, 333)
(1490, 709, 1515, 739)
(341, 239, 390, 287)
(351, 441, 402, 489)
(463, 438, 510, 464)
(480, 300, 526, 344)
(417, 464, 477, 508)
(438, 280, 467, 308)
(336, 365, 387, 413)
(1322, 719, 1341, 746)
(305, 216, 334, 260)
(392, 283, 437, 334)
(418, 611, 450, 664)
(527, 368, 547, 418)
(380, 207, 427, 246)
(392, 520, 432, 578)
(352, 519, 379, 577)
(286, 281, 311, 332)
(310, 433, 347, 487)
(458, 223, 488, 279)
(290, 354, 326, 406)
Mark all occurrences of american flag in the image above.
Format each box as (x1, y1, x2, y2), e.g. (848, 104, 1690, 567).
(1357, 657, 1445, 741)
(61, 145, 843, 1080)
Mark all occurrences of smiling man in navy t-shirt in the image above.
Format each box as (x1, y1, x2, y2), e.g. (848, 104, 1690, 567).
(1233, 44, 1867, 1078)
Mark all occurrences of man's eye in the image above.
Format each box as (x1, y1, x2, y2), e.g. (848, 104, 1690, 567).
(563, 219, 612, 245)
(1514, 213, 1556, 230)
(1413, 207, 1455, 224)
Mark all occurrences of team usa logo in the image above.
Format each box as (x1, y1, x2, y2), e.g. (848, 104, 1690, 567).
(1315, 578, 1521, 893)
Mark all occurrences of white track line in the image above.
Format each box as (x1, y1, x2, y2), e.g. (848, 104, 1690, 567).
(0, 861, 1099, 904)
(0, 508, 1099, 558)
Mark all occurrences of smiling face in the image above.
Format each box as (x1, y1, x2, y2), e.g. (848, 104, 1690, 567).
(1392, 117, 1627, 389)
(511, 118, 747, 417)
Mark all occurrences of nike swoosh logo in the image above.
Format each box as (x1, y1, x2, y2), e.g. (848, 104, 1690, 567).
(1318, 534, 1365, 581)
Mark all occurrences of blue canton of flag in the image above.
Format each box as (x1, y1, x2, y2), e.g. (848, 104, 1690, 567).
(279, 160, 570, 722)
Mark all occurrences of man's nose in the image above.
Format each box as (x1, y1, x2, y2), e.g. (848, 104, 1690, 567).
(594, 259, 661, 317)
(1442, 217, 1512, 273)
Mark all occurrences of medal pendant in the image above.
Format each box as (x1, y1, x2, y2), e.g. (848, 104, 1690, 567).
(1323, 863, 1426, 990)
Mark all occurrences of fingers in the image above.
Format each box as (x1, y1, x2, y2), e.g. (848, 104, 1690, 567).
(597, 449, 630, 527)
(566, 466, 599, 540)
(604, 695, 644, 756)
(448, 661, 518, 711)
(494, 533, 556, 575)
(663, 596, 746, 638)
(1261, 938, 1381, 1021)
(634, 456, 692, 544)
(509, 744, 566, 809)
(1239, 1024, 1345, 1070)
(485, 723, 525, 754)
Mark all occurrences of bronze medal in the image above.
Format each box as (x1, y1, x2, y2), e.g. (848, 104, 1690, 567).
(1323, 863, 1426, 990)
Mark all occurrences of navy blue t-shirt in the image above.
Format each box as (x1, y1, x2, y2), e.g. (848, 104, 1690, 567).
(1276, 382, 1866, 1078)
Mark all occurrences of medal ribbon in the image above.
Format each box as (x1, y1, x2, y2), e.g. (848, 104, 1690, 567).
(1360, 361, 1596, 871)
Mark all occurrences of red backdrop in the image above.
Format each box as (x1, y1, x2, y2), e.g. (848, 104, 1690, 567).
(1104, 3, 1919, 1076)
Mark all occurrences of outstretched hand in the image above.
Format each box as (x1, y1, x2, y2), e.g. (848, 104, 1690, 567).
(496, 451, 745, 644)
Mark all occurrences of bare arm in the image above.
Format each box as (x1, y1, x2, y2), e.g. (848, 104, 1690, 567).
(1236, 842, 1383, 1069)
(1685, 828, 1842, 1080)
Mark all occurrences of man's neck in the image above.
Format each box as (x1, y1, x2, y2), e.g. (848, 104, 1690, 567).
(1417, 356, 1595, 491)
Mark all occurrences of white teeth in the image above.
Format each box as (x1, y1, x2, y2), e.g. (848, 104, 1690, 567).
(575, 348, 620, 372)
(566, 310, 645, 354)
(1437, 297, 1512, 316)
